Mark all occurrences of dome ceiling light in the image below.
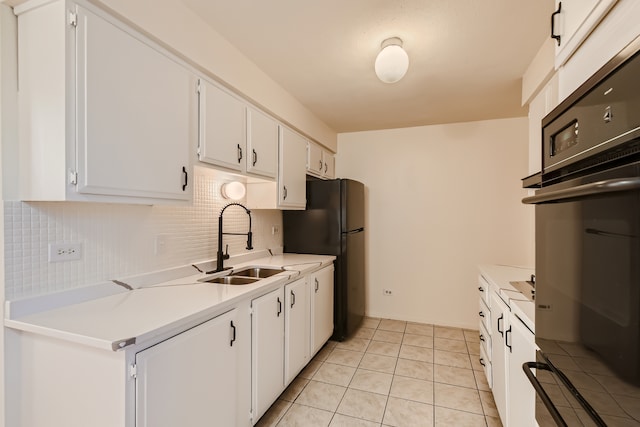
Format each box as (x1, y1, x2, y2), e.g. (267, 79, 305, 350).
(374, 37, 409, 84)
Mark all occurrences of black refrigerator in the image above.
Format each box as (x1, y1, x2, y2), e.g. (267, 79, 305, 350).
(283, 178, 365, 341)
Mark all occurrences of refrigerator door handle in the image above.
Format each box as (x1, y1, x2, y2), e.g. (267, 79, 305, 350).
(343, 227, 364, 235)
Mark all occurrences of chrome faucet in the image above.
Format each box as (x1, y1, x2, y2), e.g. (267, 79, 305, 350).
(216, 203, 253, 272)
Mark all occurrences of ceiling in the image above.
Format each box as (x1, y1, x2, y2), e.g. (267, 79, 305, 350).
(181, 0, 554, 133)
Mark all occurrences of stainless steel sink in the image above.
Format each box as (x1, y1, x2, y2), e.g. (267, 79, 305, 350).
(231, 267, 285, 279)
(202, 276, 260, 285)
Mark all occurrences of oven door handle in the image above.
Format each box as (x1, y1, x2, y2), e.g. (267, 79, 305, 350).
(523, 362, 569, 427)
(522, 177, 640, 204)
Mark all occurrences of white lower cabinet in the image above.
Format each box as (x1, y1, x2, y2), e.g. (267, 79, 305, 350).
(311, 265, 334, 355)
(251, 288, 285, 422)
(285, 278, 310, 384)
(507, 315, 536, 427)
(490, 291, 510, 424)
(135, 309, 238, 427)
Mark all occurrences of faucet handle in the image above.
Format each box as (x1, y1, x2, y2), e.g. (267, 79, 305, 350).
(246, 231, 253, 250)
(223, 244, 230, 260)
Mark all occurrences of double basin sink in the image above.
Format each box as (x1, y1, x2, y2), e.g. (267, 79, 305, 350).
(200, 267, 285, 285)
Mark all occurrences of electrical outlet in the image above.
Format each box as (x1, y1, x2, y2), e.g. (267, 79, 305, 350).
(383, 288, 393, 296)
(271, 225, 280, 235)
(49, 242, 82, 262)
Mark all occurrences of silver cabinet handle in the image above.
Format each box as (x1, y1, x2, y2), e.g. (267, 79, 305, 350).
(290, 290, 296, 308)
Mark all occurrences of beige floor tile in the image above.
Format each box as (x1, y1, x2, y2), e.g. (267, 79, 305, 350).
(390, 376, 434, 404)
(372, 329, 404, 344)
(362, 317, 381, 329)
(470, 354, 484, 372)
(434, 383, 483, 414)
(434, 349, 472, 369)
(313, 362, 356, 387)
(434, 326, 465, 341)
(278, 403, 333, 427)
(350, 369, 394, 395)
(281, 377, 310, 402)
(378, 318, 407, 332)
(337, 388, 388, 423)
(299, 360, 322, 379)
(326, 349, 365, 367)
(464, 329, 480, 343)
(367, 341, 401, 357)
(434, 365, 477, 389)
(358, 353, 397, 374)
(395, 358, 434, 381)
(467, 341, 480, 356)
(473, 369, 490, 392)
(329, 413, 380, 427)
(313, 344, 335, 362)
(485, 415, 504, 427)
(336, 337, 370, 353)
(383, 396, 434, 426)
(295, 380, 347, 412)
(434, 337, 469, 354)
(435, 406, 486, 427)
(402, 333, 434, 348)
(399, 344, 433, 362)
(256, 399, 291, 427)
(479, 390, 500, 417)
(406, 322, 434, 336)
(353, 327, 375, 340)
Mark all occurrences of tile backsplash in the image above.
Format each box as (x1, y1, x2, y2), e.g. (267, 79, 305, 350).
(4, 169, 283, 300)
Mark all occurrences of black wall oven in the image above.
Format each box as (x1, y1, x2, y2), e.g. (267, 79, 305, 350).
(524, 36, 640, 426)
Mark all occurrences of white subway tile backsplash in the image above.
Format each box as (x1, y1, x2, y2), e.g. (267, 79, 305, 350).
(4, 171, 283, 300)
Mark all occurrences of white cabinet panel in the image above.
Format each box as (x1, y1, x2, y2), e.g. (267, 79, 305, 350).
(311, 265, 334, 355)
(247, 108, 278, 179)
(252, 288, 285, 422)
(490, 291, 509, 424)
(285, 278, 310, 384)
(279, 127, 307, 209)
(135, 309, 238, 427)
(198, 79, 246, 172)
(17, 2, 194, 203)
(507, 316, 536, 427)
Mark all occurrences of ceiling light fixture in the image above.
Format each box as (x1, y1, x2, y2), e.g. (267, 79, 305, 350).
(374, 37, 409, 84)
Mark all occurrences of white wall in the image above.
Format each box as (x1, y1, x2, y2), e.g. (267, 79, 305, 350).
(337, 118, 534, 329)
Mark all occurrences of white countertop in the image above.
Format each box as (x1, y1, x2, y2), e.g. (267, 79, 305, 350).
(478, 264, 535, 333)
(5, 254, 335, 352)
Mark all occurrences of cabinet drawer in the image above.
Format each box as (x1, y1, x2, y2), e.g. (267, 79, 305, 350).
(480, 344, 492, 389)
(478, 275, 490, 306)
(478, 298, 490, 333)
(479, 320, 491, 361)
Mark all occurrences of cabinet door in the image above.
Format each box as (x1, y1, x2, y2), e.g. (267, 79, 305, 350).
(490, 292, 509, 425)
(322, 151, 335, 179)
(307, 141, 324, 177)
(279, 127, 307, 209)
(252, 288, 285, 422)
(135, 309, 238, 427)
(198, 79, 246, 172)
(311, 265, 334, 355)
(508, 316, 536, 427)
(76, 6, 192, 201)
(285, 278, 310, 385)
(553, 0, 618, 67)
(246, 108, 278, 179)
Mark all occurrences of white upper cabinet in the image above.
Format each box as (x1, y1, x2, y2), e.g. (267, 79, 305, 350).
(246, 108, 279, 179)
(552, 0, 618, 68)
(16, 1, 194, 204)
(307, 141, 335, 180)
(198, 79, 246, 173)
(279, 127, 307, 209)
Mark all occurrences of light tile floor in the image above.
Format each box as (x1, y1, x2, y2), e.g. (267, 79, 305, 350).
(257, 317, 504, 427)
